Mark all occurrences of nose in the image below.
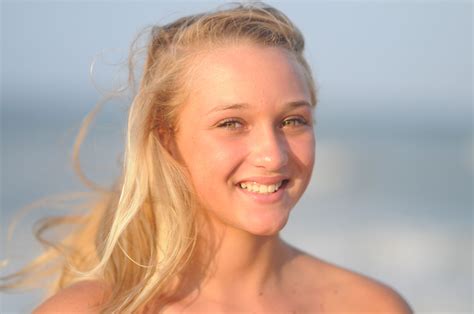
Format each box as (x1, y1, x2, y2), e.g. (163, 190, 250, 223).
(249, 125, 288, 171)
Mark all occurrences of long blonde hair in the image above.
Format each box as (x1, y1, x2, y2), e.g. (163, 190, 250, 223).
(1, 2, 316, 312)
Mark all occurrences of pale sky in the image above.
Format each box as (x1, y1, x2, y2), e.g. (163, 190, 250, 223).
(2, 1, 472, 122)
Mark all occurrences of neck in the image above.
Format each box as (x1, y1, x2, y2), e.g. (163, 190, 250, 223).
(190, 217, 296, 299)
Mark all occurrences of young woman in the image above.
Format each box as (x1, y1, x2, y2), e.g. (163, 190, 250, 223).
(4, 2, 412, 313)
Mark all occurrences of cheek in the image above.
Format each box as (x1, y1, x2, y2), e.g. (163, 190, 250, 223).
(181, 134, 245, 187)
(289, 132, 316, 170)
(185, 137, 246, 214)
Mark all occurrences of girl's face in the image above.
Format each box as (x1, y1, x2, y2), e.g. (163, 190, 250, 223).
(173, 44, 315, 236)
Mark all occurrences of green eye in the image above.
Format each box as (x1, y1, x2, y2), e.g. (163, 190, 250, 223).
(281, 117, 307, 127)
(217, 119, 243, 130)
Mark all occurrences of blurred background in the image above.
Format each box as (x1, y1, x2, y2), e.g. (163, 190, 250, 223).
(1, 0, 472, 313)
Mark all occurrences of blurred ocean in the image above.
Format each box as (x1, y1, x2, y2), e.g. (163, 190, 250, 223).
(1, 98, 472, 313)
(1, 1, 472, 313)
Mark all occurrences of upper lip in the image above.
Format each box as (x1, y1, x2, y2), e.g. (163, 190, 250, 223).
(237, 175, 289, 185)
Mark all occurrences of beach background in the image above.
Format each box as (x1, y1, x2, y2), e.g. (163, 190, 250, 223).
(1, 1, 472, 313)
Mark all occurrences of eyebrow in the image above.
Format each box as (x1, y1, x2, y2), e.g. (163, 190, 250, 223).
(206, 100, 312, 114)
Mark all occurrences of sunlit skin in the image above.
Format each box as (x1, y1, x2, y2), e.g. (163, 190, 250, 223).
(32, 44, 413, 314)
(157, 44, 412, 313)
(162, 43, 316, 311)
(173, 44, 315, 238)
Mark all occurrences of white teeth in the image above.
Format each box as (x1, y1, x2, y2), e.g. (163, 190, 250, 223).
(267, 185, 276, 193)
(238, 181, 284, 194)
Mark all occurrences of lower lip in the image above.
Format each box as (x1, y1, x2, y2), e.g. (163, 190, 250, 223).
(237, 183, 287, 204)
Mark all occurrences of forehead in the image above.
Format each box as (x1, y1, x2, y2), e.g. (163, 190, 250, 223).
(184, 44, 311, 108)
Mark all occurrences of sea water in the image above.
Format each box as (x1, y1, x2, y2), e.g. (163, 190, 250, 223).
(1, 103, 472, 313)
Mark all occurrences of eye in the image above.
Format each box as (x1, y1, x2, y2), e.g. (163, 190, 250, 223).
(281, 116, 307, 128)
(216, 118, 244, 130)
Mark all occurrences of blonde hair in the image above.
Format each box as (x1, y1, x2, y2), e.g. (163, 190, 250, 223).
(1, 2, 316, 313)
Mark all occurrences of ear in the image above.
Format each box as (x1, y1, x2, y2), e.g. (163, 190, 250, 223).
(157, 127, 180, 159)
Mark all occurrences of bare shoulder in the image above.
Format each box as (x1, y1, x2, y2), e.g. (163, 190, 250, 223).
(33, 280, 110, 314)
(291, 251, 413, 313)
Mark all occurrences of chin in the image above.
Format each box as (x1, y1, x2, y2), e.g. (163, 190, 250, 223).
(243, 213, 290, 236)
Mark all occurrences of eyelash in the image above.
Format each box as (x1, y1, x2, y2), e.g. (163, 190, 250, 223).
(217, 119, 244, 130)
(216, 117, 308, 130)
(280, 117, 308, 128)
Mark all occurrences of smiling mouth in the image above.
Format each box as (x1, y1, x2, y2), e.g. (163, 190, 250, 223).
(238, 180, 289, 194)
